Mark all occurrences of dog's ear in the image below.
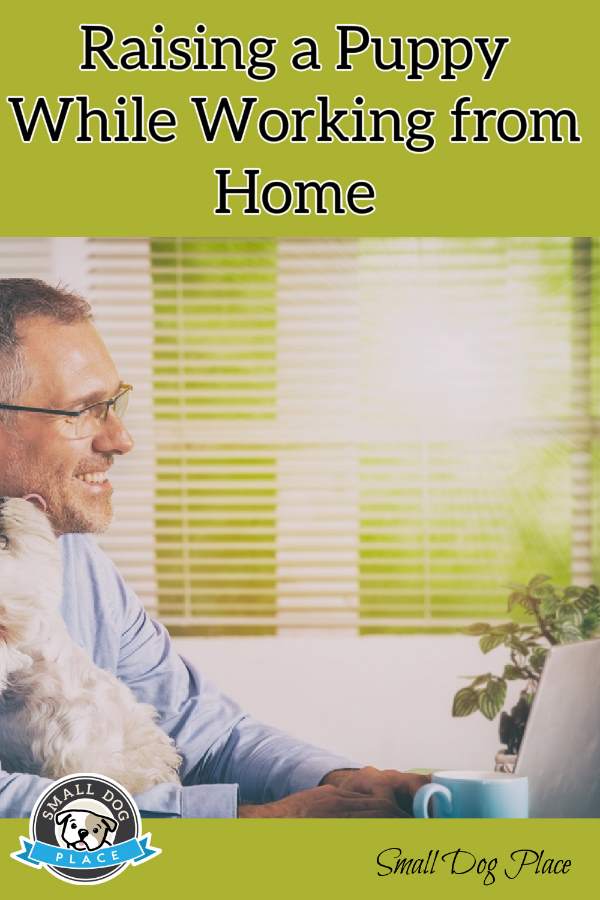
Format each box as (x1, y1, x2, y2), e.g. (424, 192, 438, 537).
(101, 816, 117, 832)
(55, 811, 72, 825)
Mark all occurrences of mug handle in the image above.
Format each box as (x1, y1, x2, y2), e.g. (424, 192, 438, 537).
(413, 783, 453, 818)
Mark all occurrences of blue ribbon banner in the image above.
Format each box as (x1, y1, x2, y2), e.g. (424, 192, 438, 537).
(12, 834, 159, 869)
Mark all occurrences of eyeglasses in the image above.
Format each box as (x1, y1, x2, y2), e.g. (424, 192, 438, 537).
(0, 383, 133, 439)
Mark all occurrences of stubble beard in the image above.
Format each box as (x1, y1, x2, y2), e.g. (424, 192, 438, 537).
(51, 482, 113, 535)
(2, 445, 113, 535)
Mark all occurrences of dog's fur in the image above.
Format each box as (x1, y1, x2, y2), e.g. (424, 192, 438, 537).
(55, 808, 117, 851)
(0, 497, 181, 793)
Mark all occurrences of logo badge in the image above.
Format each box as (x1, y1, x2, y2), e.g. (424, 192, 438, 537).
(12, 773, 160, 884)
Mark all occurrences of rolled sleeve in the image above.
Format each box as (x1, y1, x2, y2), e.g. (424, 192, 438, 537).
(283, 756, 359, 796)
(182, 783, 239, 818)
(135, 783, 240, 819)
(0, 769, 241, 819)
(193, 714, 361, 805)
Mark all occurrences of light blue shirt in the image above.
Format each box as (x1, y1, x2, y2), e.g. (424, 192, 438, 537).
(0, 534, 356, 817)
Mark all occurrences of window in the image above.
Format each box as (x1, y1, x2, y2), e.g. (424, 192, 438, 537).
(2, 237, 598, 634)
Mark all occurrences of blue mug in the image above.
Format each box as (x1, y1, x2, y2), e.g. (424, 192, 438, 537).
(413, 770, 528, 818)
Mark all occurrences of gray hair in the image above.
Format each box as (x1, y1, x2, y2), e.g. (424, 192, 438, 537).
(0, 278, 92, 421)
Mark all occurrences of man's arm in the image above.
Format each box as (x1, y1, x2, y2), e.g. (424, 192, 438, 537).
(0, 768, 240, 819)
(117, 605, 367, 814)
(118, 616, 428, 817)
(63, 535, 425, 818)
(185, 710, 361, 805)
(67, 536, 367, 816)
(0, 770, 54, 817)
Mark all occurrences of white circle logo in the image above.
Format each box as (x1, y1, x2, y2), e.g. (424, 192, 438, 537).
(12, 773, 161, 884)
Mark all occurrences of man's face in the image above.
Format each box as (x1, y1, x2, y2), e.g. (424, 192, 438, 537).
(0, 315, 134, 535)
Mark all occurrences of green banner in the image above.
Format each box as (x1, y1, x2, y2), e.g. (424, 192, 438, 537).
(1, 818, 599, 897)
(0, 0, 598, 234)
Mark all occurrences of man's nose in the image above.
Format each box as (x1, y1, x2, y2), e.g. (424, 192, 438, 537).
(91, 410, 134, 456)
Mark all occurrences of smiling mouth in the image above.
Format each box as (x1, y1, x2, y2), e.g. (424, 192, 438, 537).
(74, 471, 111, 487)
(72, 840, 90, 851)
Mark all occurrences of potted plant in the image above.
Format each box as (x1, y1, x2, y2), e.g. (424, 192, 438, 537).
(452, 575, 600, 769)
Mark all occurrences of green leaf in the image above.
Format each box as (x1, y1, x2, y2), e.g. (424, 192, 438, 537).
(529, 646, 548, 672)
(521, 594, 539, 614)
(452, 688, 480, 717)
(463, 623, 491, 636)
(581, 611, 600, 636)
(508, 592, 525, 611)
(503, 664, 523, 680)
(479, 632, 505, 653)
(540, 593, 560, 617)
(487, 677, 507, 705)
(478, 679, 507, 721)
(478, 694, 498, 720)
(528, 574, 552, 591)
(518, 626, 539, 636)
(469, 674, 492, 687)
(557, 623, 581, 643)
(557, 604, 584, 626)
(578, 585, 600, 611)
(507, 637, 531, 656)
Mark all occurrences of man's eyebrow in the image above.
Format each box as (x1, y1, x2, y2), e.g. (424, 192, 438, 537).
(64, 383, 122, 409)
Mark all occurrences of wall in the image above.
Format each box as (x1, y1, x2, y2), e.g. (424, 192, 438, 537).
(173, 635, 519, 771)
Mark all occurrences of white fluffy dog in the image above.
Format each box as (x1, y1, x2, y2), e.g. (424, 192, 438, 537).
(0, 497, 181, 794)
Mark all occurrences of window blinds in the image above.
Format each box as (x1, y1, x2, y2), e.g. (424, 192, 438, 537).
(0, 239, 54, 279)
(84, 239, 157, 610)
(0, 237, 597, 634)
(147, 237, 596, 633)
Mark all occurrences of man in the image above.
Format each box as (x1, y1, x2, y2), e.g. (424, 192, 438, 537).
(0, 278, 427, 817)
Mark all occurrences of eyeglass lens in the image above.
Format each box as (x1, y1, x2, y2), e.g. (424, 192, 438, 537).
(64, 388, 130, 438)
(112, 389, 129, 419)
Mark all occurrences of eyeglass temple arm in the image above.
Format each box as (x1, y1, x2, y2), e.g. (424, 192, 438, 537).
(0, 385, 132, 418)
(0, 402, 80, 416)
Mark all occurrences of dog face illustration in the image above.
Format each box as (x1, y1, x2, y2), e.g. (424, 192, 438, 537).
(55, 809, 117, 851)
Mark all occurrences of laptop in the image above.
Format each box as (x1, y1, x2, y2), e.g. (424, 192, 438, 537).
(514, 638, 600, 817)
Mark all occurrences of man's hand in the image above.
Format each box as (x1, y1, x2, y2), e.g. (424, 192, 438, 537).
(238, 768, 430, 818)
(238, 782, 407, 818)
(320, 766, 430, 816)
